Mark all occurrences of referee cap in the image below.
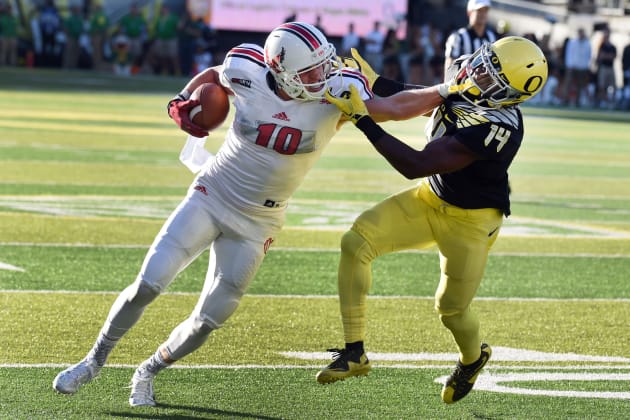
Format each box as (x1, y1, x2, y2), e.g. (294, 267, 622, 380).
(467, 0, 491, 12)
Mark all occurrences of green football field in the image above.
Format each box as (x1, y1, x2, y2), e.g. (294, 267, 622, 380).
(1, 68, 629, 419)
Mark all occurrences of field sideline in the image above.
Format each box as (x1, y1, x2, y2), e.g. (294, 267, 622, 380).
(1, 68, 630, 418)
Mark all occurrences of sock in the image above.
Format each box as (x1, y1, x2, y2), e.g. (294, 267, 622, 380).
(140, 348, 171, 375)
(87, 333, 118, 367)
(346, 341, 364, 353)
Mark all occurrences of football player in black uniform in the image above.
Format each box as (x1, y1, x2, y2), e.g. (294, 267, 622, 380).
(318, 36, 548, 404)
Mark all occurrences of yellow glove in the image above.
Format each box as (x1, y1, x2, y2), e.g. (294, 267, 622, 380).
(325, 84, 368, 125)
(437, 77, 478, 99)
(338, 48, 379, 89)
(438, 58, 480, 99)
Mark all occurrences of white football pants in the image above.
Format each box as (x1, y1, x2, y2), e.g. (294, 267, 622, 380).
(102, 177, 284, 361)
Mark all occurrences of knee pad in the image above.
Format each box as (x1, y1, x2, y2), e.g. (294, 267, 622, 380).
(186, 313, 214, 335)
(165, 314, 215, 361)
(340, 229, 377, 264)
(341, 229, 368, 256)
(128, 279, 161, 306)
(439, 312, 460, 328)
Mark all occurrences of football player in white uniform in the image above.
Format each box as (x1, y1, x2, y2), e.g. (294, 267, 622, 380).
(52, 22, 458, 407)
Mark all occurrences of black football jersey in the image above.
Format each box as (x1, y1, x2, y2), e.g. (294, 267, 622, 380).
(425, 98, 524, 216)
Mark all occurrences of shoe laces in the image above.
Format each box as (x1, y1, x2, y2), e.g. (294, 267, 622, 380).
(327, 348, 354, 359)
(326, 348, 360, 368)
(131, 369, 154, 395)
(68, 358, 97, 379)
(452, 355, 485, 381)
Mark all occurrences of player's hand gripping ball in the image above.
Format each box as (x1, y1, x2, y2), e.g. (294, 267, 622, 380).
(189, 83, 230, 132)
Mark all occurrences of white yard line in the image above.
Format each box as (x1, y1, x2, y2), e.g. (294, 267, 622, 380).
(0, 262, 25, 272)
(0, 289, 629, 302)
(3, 363, 630, 370)
(1, 242, 629, 258)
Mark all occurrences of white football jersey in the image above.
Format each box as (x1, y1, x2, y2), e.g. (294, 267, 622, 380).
(198, 43, 372, 212)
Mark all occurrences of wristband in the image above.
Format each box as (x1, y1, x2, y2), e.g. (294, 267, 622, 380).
(177, 89, 191, 101)
(372, 78, 428, 97)
(355, 116, 387, 144)
(167, 89, 192, 116)
(372, 77, 405, 97)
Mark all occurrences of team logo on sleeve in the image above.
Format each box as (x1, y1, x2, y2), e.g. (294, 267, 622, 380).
(231, 78, 252, 88)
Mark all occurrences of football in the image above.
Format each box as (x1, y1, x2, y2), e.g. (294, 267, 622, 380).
(189, 83, 230, 132)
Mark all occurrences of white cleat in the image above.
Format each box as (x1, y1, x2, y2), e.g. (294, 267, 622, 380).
(53, 358, 101, 394)
(129, 367, 156, 407)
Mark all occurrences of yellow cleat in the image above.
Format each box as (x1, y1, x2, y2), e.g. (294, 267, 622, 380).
(441, 343, 492, 403)
(316, 348, 371, 384)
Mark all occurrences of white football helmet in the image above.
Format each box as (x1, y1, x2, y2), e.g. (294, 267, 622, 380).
(457, 36, 548, 108)
(264, 22, 342, 101)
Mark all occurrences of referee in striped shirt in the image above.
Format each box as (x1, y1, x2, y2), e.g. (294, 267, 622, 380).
(444, 0, 497, 75)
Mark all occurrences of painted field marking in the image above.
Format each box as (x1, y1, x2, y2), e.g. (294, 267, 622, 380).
(1, 290, 629, 303)
(2, 197, 629, 238)
(283, 347, 630, 400)
(0, 262, 25, 272)
(466, 372, 630, 399)
(1, 242, 630, 259)
(281, 347, 630, 363)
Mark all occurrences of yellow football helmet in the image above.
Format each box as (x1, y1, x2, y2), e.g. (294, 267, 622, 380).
(458, 36, 548, 108)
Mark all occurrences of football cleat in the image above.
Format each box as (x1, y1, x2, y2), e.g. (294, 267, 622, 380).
(53, 357, 101, 394)
(441, 343, 492, 404)
(129, 367, 156, 407)
(316, 347, 371, 384)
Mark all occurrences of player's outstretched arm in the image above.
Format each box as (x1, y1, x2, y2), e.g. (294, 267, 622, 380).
(366, 86, 443, 122)
(326, 86, 478, 179)
(343, 48, 472, 102)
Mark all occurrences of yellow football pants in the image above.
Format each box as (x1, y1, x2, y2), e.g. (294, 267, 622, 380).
(338, 181, 503, 364)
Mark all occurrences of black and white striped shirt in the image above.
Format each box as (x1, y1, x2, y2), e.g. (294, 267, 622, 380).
(444, 26, 498, 60)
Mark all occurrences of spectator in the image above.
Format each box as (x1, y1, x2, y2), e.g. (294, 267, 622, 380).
(0, 2, 19, 66)
(111, 30, 131, 76)
(561, 28, 592, 107)
(427, 24, 446, 84)
(88, 3, 110, 71)
(523, 32, 560, 106)
(444, 0, 497, 76)
(62, 4, 85, 69)
(622, 40, 630, 110)
(193, 39, 213, 74)
(314, 14, 327, 38)
(340, 22, 360, 57)
(594, 28, 617, 109)
(27, 6, 43, 66)
(177, 10, 206, 77)
(363, 20, 384, 73)
(381, 27, 403, 82)
(118, 2, 147, 69)
(39, 0, 62, 67)
(150, 4, 179, 75)
(283, 11, 297, 23)
(407, 24, 427, 86)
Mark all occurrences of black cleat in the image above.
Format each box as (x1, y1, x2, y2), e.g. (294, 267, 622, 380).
(316, 348, 371, 384)
(441, 343, 492, 403)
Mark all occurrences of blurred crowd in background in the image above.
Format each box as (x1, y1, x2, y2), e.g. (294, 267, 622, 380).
(0, 0, 217, 76)
(1, 0, 629, 111)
